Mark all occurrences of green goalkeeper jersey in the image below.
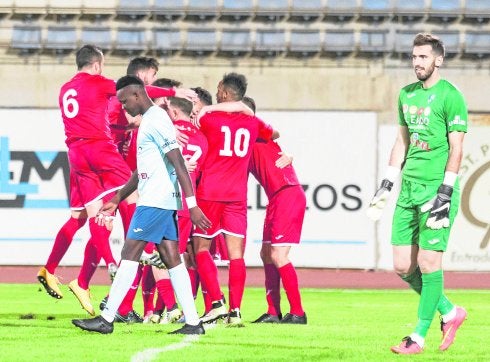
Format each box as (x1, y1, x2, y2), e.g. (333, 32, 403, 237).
(398, 79, 468, 185)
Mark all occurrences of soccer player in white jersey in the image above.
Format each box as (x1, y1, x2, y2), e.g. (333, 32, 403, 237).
(72, 75, 211, 335)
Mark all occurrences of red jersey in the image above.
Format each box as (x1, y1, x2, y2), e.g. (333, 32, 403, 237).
(197, 111, 274, 202)
(249, 140, 301, 199)
(59, 72, 115, 146)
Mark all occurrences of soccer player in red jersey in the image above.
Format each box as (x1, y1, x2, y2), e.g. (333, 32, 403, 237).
(193, 73, 278, 326)
(243, 97, 307, 325)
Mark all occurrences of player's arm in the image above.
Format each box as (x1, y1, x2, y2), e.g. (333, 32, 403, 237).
(193, 101, 254, 128)
(145, 86, 198, 103)
(166, 149, 211, 230)
(366, 125, 409, 221)
(96, 171, 139, 227)
(421, 131, 465, 229)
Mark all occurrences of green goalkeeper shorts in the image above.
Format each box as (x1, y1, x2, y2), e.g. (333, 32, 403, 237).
(391, 178, 460, 251)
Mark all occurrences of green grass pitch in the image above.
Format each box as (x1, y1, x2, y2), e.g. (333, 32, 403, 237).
(0, 284, 487, 361)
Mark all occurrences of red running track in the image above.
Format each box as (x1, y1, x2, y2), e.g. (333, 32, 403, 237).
(2, 266, 490, 289)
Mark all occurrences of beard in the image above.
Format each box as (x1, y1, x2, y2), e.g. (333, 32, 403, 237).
(414, 61, 436, 81)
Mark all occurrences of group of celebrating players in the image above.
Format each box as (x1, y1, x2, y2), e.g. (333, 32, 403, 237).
(36, 44, 307, 335)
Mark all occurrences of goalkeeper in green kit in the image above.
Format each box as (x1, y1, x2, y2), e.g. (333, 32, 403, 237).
(367, 33, 468, 355)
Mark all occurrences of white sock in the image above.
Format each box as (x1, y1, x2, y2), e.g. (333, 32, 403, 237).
(409, 333, 424, 348)
(442, 306, 457, 323)
(168, 262, 199, 326)
(101, 259, 139, 323)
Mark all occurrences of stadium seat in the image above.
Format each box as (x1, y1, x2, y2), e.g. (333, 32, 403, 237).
(219, 29, 252, 57)
(324, 0, 358, 22)
(81, 27, 112, 52)
(428, 0, 461, 23)
(290, 0, 324, 22)
(394, 30, 418, 57)
(463, 0, 490, 24)
(255, 0, 290, 22)
(81, 0, 117, 21)
(464, 32, 490, 58)
(323, 30, 355, 57)
(184, 29, 217, 56)
(254, 30, 287, 57)
(48, 0, 82, 21)
(12, 0, 47, 21)
(359, 0, 393, 23)
(116, 0, 151, 21)
(359, 29, 390, 57)
(153, 0, 186, 21)
(114, 28, 147, 56)
(10, 26, 42, 54)
(186, 0, 220, 22)
(289, 30, 321, 57)
(393, 0, 426, 22)
(433, 31, 460, 57)
(153, 29, 182, 56)
(44, 26, 77, 55)
(220, 0, 254, 21)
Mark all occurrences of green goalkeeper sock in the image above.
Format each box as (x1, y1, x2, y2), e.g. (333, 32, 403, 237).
(414, 270, 443, 338)
(401, 267, 454, 316)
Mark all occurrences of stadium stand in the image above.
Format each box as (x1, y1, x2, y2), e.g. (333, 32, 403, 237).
(463, 0, 490, 24)
(10, 25, 42, 54)
(255, 0, 290, 22)
(323, 30, 356, 57)
(152, 28, 182, 56)
(186, 0, 220, 22)
(184, 28, 218, 56)
(114, 27, 147, 56)
(359, 0, 393, 23)
(428, 0, 461, 23)
(289, 30, 322, 57)
(220, 0, 254, 22)
(254, 29, 287, 57)
(44, 26, 77, 55)
(359, 29, 390, 57)
(219, 29, 253, 57)
(153, 0, 186, 22)
(324, 0, 358, 22)
(393, 0, 426, 22)
(289, 0, 324, 23)
(463, 31, 490, 58)
(116, 0, 151, 21)
(81, 27, 113, 52)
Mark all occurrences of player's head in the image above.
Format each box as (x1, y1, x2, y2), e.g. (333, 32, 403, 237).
(153, 78, 182, 89)
(166, 97, 193, 122)
(412, 33, 444, 81)
(76, 44, 104, 74)
(190, 86, 212, 114)
(127, 57, 159, 85)
(116, 75, 149, 117)
(242, 96, 256, 114)
(217, 73, 247, 103)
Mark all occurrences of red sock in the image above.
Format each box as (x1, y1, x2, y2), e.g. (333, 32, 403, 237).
(155, 293, 164, 312)
(264, 263, 281, 316)
(200, 277, 213, 313)
(87, 218, 115, 266)
(229, 258, 246, 310)
(118, 264, 143, 315)
(195, 250, 222, 302)
(118, 201, 136, 237)
(187, 267, 199, 299)
(156, 278, 177, 310)
(77, 240, 100, 290)
(141, 265, 156, 315)
(45, 217, 86, 274)
(279, 263, 304, 316)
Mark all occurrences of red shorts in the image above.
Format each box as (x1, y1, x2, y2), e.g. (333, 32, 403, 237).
(263, 185, 306, 245)
(69, 168, 84, 210)
(178, 214, 193, 254)
(210, 233, 229, 261)
(68, 139, 131, 206)
(193, 199, 247, 239)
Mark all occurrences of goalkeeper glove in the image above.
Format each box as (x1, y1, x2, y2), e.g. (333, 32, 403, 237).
(421, 184, 453, 230)
(366, 179, 394, 221)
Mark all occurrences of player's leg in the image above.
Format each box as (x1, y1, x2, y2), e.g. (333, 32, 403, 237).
(272, 245, 306, 324)
(252, 243, 282, 323)
(38, 210, 87, 299)
(153, 267, 182, 324)
(141, 265, 157, 322)
(156, 212, 203, 335)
